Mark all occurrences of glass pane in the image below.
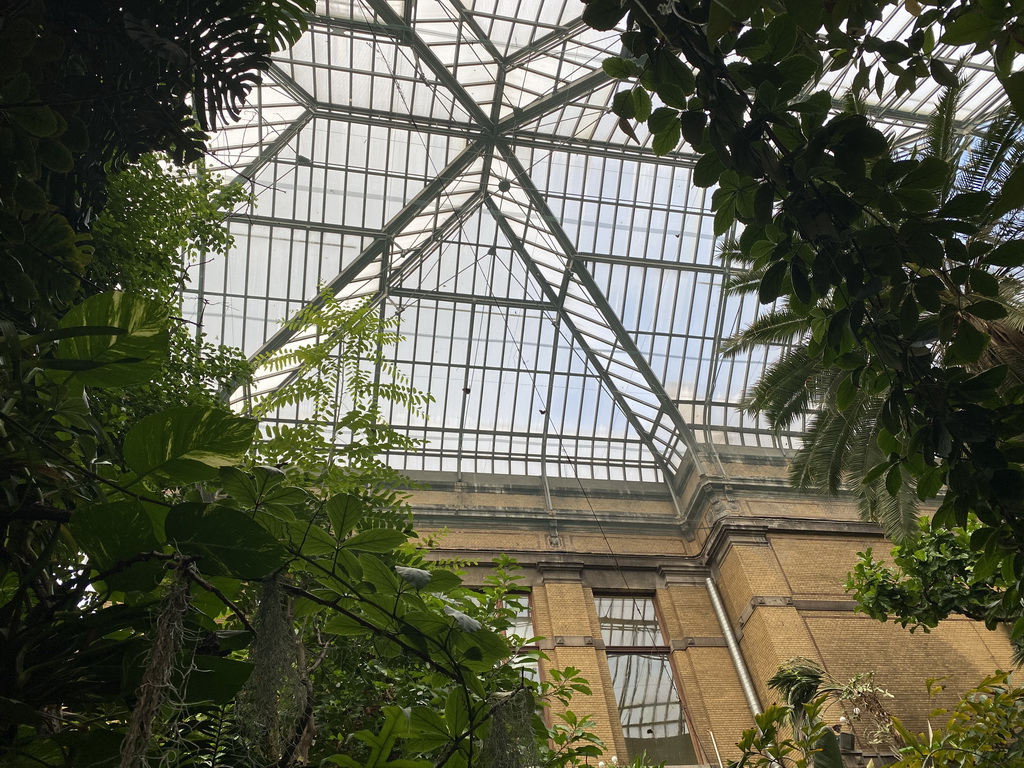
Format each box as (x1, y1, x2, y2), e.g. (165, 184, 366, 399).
(595, 596, 664, 646)
(607, 654, 696, 766)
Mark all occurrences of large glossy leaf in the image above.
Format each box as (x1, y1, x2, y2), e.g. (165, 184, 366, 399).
(165, 503, 288, 578)
(54, 292, 169, 387)
(70, 501, 165, 593)
(123, 407, 256, 484)
(180, 655, 253, 704)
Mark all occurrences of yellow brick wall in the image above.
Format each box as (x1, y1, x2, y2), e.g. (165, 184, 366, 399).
(408, 469, 1018, 766)
(532, 583, 627, 758)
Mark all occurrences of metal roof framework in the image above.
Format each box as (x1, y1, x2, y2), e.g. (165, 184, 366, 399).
(190, 0, 1010, 488)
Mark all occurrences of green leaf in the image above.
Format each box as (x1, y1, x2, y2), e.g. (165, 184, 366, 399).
(652, 120, 681, 155)
(445, 689, 471, 735)
(758, 260, 787, 304)
(916, 465, 946, 500)
(14, 178, 48, 212)
(964, 300, 1007, 320)
(342, 528, 408, 553)
(70, 501, 164, 593)
(581, 0, 628, 31)
(123, 407, 257, 484)
(323, 612, 375, 637)
(166, 503, 288, 579)
(679, 110, 707, 146)
(939, 12, 996, 46)
(929, 58, 959, 88)
(325, 493, 367, 537)
(395, 566, 432, 588)
(885, 465, 903, 496)
(602, 57, 641, 79)
(782, 0, 821, 33)
(836, 374, 856, 411)
(648, 107, 679, 134)
(984, 240, 1024, 267)
(55, 292, 169, 387)
(1001, 71, 1024, 121)
(947, 321, 989, 366)
(181, 656, 253, 704)
(8, 105, 58, 136)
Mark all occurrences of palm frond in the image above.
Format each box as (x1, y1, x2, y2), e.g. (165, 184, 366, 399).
(723, 267, 767, 296)
(743, 348, 830, 429)
(858, 472, 921, 544)
(925, 81, 963, 199)
(958, 108, 1024, 195)
(722, 307, 809, 356)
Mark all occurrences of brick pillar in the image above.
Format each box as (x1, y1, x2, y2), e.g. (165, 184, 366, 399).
(533, 562, 626, 760)
(657, 570, 755, 765)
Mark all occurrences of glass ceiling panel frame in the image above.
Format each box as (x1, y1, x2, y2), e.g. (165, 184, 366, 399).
(199, 0, 1012, 488)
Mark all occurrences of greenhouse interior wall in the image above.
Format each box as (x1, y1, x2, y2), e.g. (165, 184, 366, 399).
(406, 448, 1015, 768)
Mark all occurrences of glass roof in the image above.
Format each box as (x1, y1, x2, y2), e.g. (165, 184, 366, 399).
(190, 0, 1009, 487)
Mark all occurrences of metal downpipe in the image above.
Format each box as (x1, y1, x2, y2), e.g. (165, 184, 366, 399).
(705, 576, 763, 719)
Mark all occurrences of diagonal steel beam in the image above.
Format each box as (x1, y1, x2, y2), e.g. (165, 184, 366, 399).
(362, 0, 490, 125)
(231, 108, 312, 186)
(491, 147, 706, 481)
(249, 140, 487, 360)
(496, 69, 609, 132)
(249, 192, 484, 395)
(504, 18, 590, 68)
(485, 195, 679, 485)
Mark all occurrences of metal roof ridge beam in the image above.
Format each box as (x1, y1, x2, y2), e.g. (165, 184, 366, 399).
(248, 193, 484, 396)
(485, 195, 679, 485)
(231, 108, 313, 186)
(361, 0, 490, 125)
(248, 140, 486, 361)
(495, 148, 705, 463)
(497, 69, 609, 133)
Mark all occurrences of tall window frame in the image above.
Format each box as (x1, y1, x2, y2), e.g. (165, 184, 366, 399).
(595, 595, 698, 767)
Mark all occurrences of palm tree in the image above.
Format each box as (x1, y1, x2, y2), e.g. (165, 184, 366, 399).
(723, 84, 1024, 542)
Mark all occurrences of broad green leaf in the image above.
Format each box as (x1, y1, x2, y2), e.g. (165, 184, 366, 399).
(54, 292, 169, 387)
(123, 407, 256, 484)
(885, 465, 903, 496)
(445, 689, 471, 736)
(181, 656, 253, 704)
(395, 566, 432, 588)
(408, 706, 451, 750)
(8, 105, 58, 136)
(983, 240, 1024, 267)
(326, 493, 367, 537)
(939, 12, 996, 47)
(1001, 71, 1024, 121)
(602, 57, 641, 79)
(70, 501, 164, 593)
(165, 503, 288, 579)
(758, 260, 787, 304)
(581, 0, 628, 31)
(946, 321, 989, 365)
(652, 120, 681, 155)
(323, 611, 375, 637)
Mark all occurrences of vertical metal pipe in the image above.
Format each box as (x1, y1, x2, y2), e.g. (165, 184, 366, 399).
(705, 576, 762, 719)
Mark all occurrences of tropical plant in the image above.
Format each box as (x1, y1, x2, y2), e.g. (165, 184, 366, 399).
(584, 0, 1024, 641)
(718, 91, 1024, 542)
(846, 517, 1024, 663)
(730, 670, 1024, 768)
